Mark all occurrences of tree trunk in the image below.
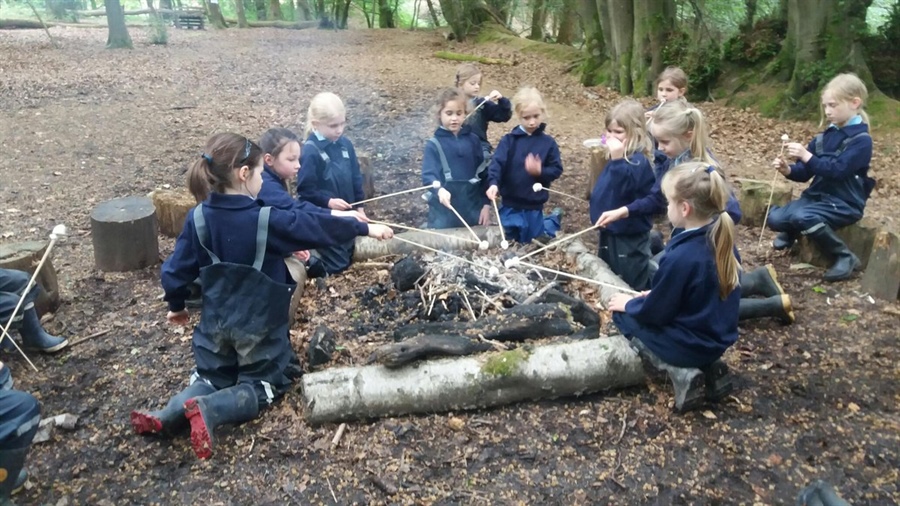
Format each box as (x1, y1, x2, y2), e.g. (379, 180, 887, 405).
(555, 0, 578, 45)
(529, 0, 545, 40)
(377, 0, 393, 27)
(233, 0, 249, 26)
(775, 0, 876, 99)
(205, 0, 227, 27)
(268, 0, 283, 19)
(438, 0, 504, 41)
(314, 0, 324, 17)
(577, 0, 606, 84)
(104, 0, 133, 49)
(295, 0, 311, 19)
(339, 0, 350, 27)
(424, 0, 439, 26)
(254, 0, 267, 19)
(301, 336, 644, 424)
(485, 0, 510, 25)
(740, 0, 757, 31)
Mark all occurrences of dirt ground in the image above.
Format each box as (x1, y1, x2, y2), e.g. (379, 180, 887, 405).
(0, 25, 898, 505)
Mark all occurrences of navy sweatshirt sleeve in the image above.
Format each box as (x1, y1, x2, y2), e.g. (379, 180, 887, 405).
(161, 218, 202, 312)
(785, 138, 819, 183)
(422, 139, 444, 198)
(793, 132, 873, 182)
(538, 138, 563, 185)
(590, 154, 655, 234)
(624, 252, 683, 326)
(625, 156, 669, 218)
(296, 143, 333, 208)
(481, 97, 512, 123)
(487, 134, 511, 188)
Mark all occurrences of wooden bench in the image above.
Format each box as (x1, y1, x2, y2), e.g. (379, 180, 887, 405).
(173, 10, 205, 29)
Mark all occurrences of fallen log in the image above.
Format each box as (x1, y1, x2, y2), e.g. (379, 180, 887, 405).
(370, 334, 494, 368)
(0, 19, 55, 29)
(535, 288, 601, 328)
(564, 239, 638, 305)
(393, 303, 575, 342)
(433, 51, 514, 66)
(353, 226, 504, 261)
(301, 335, 644, 424)
(860, 230, 900, 301)
(223, 18, 318, 29)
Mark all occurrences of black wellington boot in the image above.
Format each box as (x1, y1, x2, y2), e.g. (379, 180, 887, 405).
(772, 232, 796, 251)
(739, 295, 795, 325)
(18, 306, 67, 354)
(130, 381, 216, 435)
(668, 367, 707, 413)
(184, 383, 259, 459)
(700, 359, 733, 402)
(807, 226, 860, 282)
(0, 446, 30, 506)
(741, 265, 786, 298)
(796, 480, 851, 506)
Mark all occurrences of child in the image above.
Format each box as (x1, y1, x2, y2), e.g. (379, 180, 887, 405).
(645, 66, 688, 119)
(0, 361, 40, 503)
(296, 92, 367, 275)
(609, 161, 741, 413)
(767, 73, 874, 282)
(589, 99, 656, 290)
(422, 88, 491, 229)
(456, 63, 512, 157)
(0, 268, 68, 353)
(131, 133, 392, 459)
(486, 86, 564, 244)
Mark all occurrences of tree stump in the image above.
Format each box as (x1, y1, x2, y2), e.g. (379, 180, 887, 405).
(584, 148, 607, 200)
(90, 196, 159, 272)
(149, 189, 196, 238)
(794, 217, 880, 271)
(860, 230, 900, 301)
(358, 155, 375, 201)
(735, 179, 793, 228)
(0, 241, 60, 316)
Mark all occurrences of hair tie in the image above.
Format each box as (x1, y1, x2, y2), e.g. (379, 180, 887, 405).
(706, 166, 716, 174)
(718, 210, 726, 215)
(201, 153, 213, 165)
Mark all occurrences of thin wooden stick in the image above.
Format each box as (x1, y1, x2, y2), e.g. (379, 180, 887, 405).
(391, 236, 486, 270)
(517, 223, 602, 262)
(368, 219, 480, 245)
(757, 135, 790, 250)
(464, 98, 488, 121)
(67, 328, 112, 348)
(460, 289, 477, 321)
(533, 183, 586, 202)
(491, 198, 508, 247)
(349, 183, 439, 206)
(25, 0, 58, 49)
(331, 422, 347, 448)
(514, 260, 640, 294)
(444, 202, 483, 243)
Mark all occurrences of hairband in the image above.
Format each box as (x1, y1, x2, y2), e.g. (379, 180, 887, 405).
(706, 166, 716, 174)
(201, 153, 213, 164)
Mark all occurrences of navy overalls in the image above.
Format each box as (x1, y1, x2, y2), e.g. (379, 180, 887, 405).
(191, 206, 293, 410)
(422, 128, 486, 229)
(0, 269, 40, 327)
(300, 139, 360, 274)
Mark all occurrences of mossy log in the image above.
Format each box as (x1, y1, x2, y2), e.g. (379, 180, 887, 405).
(0, 242, 60, 316)
(149, 189, 196, 238)
(0, 19, 55, 29)
(860, 230, 900, 301)
(393, 303, 576, 342)
(794, 217, 880, 271)
(353, 226, 504, 261)
(223, 18, 318, 29)
(301, 335, 643, 424)
(433, 51, 514, 66)
(735, 178, 793, 228)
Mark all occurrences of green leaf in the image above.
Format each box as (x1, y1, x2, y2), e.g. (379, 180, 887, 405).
(125, 368, 134, 374)
(812, 286, 827, 294)
(841, 314, 859, 322)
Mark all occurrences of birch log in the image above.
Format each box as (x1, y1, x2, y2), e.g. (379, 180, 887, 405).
(564, 239, 638, 305)
(353, 226, 504, 261)
(302, 335, 643, 424)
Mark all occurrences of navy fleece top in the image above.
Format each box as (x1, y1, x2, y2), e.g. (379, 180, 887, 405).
(466, 97, 513, 148)
(623, 223, 741, 366)
(296, 134, 365, 209)
(162, 192, 368, 312)
(787, 121, 873, 213)
(487, 124, 564, 210)
(589, 152, 655, 235)
(421, 125, 488, 202)
(261, 164, 328, 214)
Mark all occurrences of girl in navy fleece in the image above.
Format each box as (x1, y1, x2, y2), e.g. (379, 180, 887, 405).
(422, 88, 491, 229)
(590, 99, 656, 290)
(132, 133, 392, 458)
(610, 161, 741, 412)
(486, 87, 563, 243)
(296, 92, 367, 274)
(644, 66, 688, 121)
(767, 73, 874, 282)
(456, 63, 512, 156)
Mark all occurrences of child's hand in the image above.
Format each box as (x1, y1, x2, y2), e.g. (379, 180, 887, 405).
(356, 208, 368, 220)
(606, 137, 625, 159)
(333, 209, 369, 222)
(368, 224, 394, 240)
(596, 207, 629, 227)
(524, 154, 542, 177)
(772, 157, 790, 176)
(487, 90, 503, 102)
(438, 188, 452, 207)
(292, 250, 311, 262)
(486, 185, 499, 201)
(167, 310, 190, 325)
(328, 198, 352, 211)
(479, 205, 492, 226)
(784, 142, 812, 163)
(607, 293, 634, 312)
(644, 110, 654, 120)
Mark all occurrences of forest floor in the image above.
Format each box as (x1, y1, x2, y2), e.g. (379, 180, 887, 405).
(0, 25, 898, 506)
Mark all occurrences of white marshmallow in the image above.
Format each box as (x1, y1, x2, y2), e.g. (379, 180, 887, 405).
(500, 240, 509, 250)
(532, 182, 543, 192)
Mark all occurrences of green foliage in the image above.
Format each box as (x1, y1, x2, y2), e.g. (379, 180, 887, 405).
(862, 0, 900, 98)
(662, 31, 723, 100)
(149, 13, 168, 44)
(723, 18, 785, 65)
(45, 0, 79, 21)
